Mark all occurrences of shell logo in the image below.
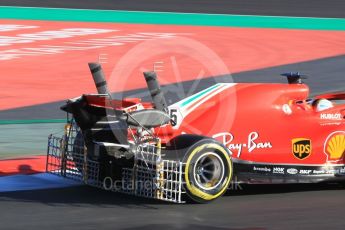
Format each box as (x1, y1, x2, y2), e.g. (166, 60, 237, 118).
(324, 131, 345, 161)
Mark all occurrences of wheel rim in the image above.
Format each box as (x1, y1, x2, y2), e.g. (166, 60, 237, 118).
(193, 152, 225, 191)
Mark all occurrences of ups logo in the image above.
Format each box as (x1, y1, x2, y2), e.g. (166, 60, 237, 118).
(292, 138, 312, 160)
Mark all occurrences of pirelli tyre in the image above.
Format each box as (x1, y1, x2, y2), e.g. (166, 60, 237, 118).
(183, 139, 233, 203)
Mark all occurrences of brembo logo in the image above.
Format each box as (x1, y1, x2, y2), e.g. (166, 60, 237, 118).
(292, 138, 311, 160)
(320, 113, 342, 120)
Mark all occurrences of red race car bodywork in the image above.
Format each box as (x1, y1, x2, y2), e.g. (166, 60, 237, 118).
(86, 82, 345, 182)
(166, 83, 345, 183)
(47, 63, 345, 203)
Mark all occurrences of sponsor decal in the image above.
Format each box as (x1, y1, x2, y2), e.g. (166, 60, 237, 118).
(292, 138, 311, 160)
(324, 131, 345, 161)
(253, 166, 271, 172)
(299, 169, 312, 175)
(320, 122, 342, 127)
(325, 169, 337, 174)
(340, 167, 345, 174)
(312, 169, 326, 174)
(320, 113, 342, 120)
(273, 167, 285, 174)
(213, 132, 273, 157)
(239, 162, 345, 177)
(287, 168, 298, 175)
(310, 166, 345, 175)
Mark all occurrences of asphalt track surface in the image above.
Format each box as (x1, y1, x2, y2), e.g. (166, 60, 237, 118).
(2, 0, 345, 18)
(1, 1, 345, 230)
(1, 183, 345, 230)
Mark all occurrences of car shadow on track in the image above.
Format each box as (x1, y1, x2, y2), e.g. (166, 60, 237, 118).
(225, 182, 345, 196)
(0, 185, 167, 209)
(1, 182, 344, 207)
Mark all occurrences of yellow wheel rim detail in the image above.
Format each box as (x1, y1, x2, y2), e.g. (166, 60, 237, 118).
(184, 143, 232, 201)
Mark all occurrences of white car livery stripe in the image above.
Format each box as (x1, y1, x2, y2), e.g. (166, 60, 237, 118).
(169, 83, 236, 128)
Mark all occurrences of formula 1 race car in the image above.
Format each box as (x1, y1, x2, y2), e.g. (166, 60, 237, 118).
(47, 63, 345, 203)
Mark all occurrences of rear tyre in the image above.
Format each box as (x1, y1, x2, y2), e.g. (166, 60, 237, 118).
(183, 139, 233, 203)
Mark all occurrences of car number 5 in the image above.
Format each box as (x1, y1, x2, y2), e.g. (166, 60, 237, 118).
(170, 109, 178, 126)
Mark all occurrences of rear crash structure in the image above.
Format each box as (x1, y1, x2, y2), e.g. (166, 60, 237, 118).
(47, 63, 233, 203)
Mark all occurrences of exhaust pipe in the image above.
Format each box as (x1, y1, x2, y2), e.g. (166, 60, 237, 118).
(144, 71, 168, 113)
(88, 62, 109, 94)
